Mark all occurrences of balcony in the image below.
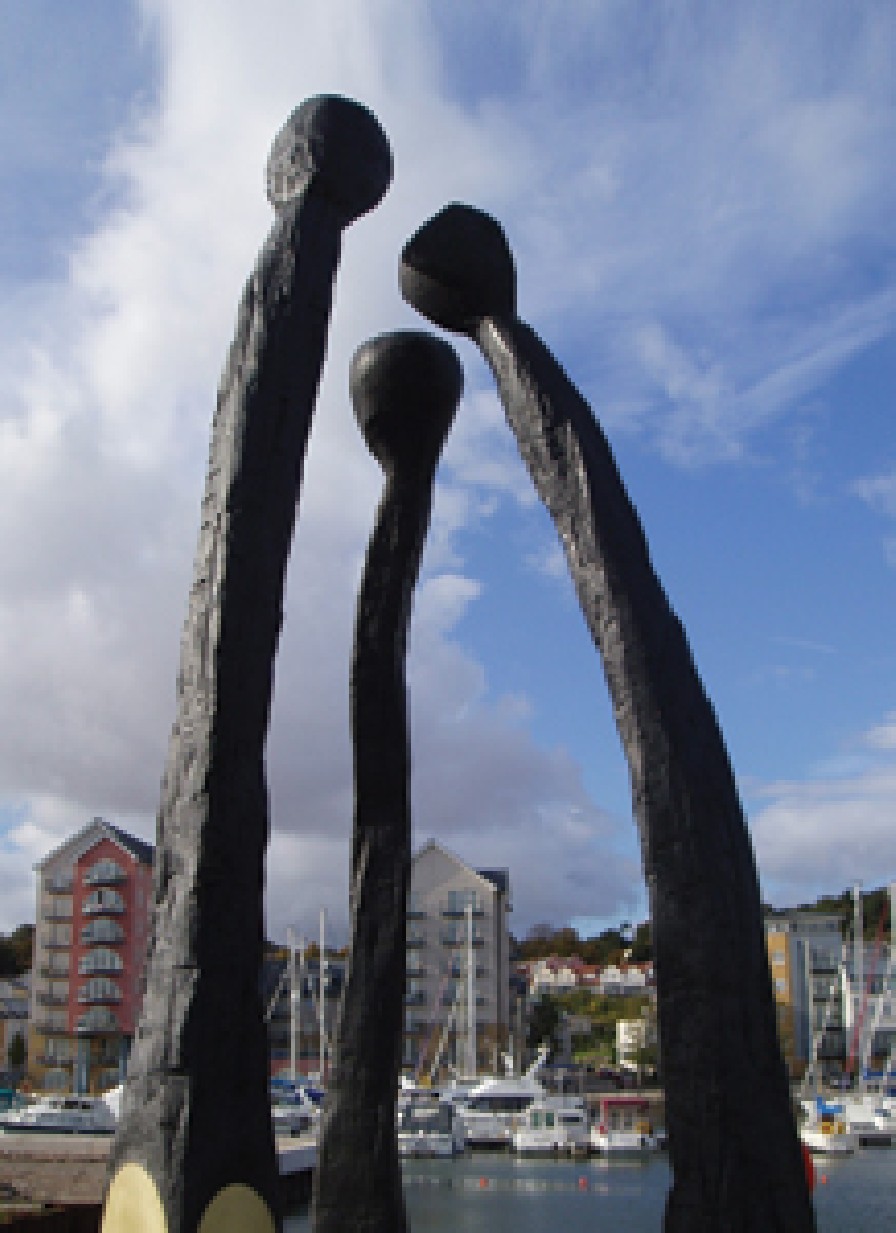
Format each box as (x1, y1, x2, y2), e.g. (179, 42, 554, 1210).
(406, 935, 427, 950)
(441, 905, 485, 919)
(84, 860, 126, 887)
(44, 876, 73, 894)
(407, 907, 428, 920)
(405, 965, 427, 980)
(43, 936, 70, 950)
(37, 992, 69, 1007)
(45, 909, 72, 922)
(34, 1019, 68, 1035)
(440, 932, 486, 948)
(39, 964, 69, 980)
(404, 990, 427, 1007)
(77, 1009, 120, 1034)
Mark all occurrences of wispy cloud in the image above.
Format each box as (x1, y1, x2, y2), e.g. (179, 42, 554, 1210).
(749, 711, 896, 904)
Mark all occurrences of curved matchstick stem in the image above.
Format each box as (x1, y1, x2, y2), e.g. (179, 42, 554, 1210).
(400, 204, 814, 1233)
(103, 98, 391, 1233)
(312, 331, 461, 1233)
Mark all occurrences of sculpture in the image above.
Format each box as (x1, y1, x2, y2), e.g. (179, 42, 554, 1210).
(101, 97, 392, 1233)
(312, 332, 462, 1233)
(400, 204, 815, 1232)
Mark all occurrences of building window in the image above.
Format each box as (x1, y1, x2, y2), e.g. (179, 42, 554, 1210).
(82, 918, 125, 944)
(77, 1006, 120, 1033)
(83, 888, 125, 915)
(78, 977, 122, 1004)
(84, 858, 126, 886)
(79, 948, 123, 975)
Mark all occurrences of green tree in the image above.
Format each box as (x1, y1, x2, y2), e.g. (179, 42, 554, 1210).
(7, 1031, 26, 1070)
(526, 994, 561, 1055)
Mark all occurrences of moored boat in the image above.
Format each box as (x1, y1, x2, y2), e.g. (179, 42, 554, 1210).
(0, 1093, 117, 1135)
(589, 1094, 658, 1156)
(511, 1096, 589, 1155)
(398, 1098, 465, 1157)
(799, 1097, 856, 1155)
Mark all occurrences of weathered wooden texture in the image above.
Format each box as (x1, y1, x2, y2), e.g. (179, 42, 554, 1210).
(401, 204, 815, 1233)
(105, 97, 391, 1233)
(312, 333, 461, 1233)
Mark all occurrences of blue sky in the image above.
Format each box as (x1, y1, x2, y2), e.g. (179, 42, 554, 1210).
(1, 1, 894, 943)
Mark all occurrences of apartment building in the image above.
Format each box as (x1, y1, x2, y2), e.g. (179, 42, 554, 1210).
(765, 910, 844, 1074)
(29, 818, 153, 1093)
(404, 841, 511, 1079)
(1, 976, 29, 1073)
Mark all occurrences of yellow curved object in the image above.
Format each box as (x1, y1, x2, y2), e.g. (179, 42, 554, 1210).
(102, 1163, 167, 1233)
(197, 1184, 275, 1233)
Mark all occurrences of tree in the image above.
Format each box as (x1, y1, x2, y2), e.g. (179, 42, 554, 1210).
(0, 925, 34, 977)
(526, 994, 561, 1055)
(7, 1031, 26, 1070)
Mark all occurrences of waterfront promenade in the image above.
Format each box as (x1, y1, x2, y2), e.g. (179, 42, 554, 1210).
(0, 1131, 317, 1223)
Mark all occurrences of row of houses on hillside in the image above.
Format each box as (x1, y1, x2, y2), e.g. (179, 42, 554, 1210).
(517, 955, 654, 999)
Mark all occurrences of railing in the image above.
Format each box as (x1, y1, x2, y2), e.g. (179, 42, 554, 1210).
(404, 990, 427, 1006)
(405, 965, 427, 979)
(406, 935, 427, 949)
(45, 910, 72, 922)
(44, 877, 73, 894)
(36, 1054, 73, 1067)
(37, 992, 69, 1007)
(34, 1019, 69, 1035)
(78, 990, 122, 1004)
(43, 936, 70, 950)
(441, 906, 485, 919)
(39, 964, 69, 979)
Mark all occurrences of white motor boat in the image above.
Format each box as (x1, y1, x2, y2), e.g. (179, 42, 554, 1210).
(799, 1097, 856, 1155)
(398, 1098, 465, 1157)
(270, 1080, 321, 1137)
(1, 1093, 117, 1135)
(589, 1095, 658, 1156)
(511, 1097, 590, 1155)
(457, 1047, 550, 1148)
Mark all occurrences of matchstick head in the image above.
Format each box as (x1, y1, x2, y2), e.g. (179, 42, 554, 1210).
(266, 95, 392, 221)
(350, 331, 462, 470)
(399, 203, 516, 334)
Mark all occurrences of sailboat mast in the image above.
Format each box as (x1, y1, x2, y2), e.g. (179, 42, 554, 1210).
(467, 900, 476, 1078)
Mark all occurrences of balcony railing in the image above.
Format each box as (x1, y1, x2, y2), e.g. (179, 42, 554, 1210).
(45, 910, 72, 922)
(39, 964, 69, 980)
(77, 1010, 120, 1034)
(406, 935, 427, 949)
(43, 936, 70, 950)
(44, 877, 73, 894)
(441, 905, 485, 919)
(78, 990, 122, 1005)
(404, 991, 427, 1006)
(405, 965, 427, 979)
(37, 992, 69, 1007)
(34, 1019, 68, 1035)
(440, 932, 486, 948)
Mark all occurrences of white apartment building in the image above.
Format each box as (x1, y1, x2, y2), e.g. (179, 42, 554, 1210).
(404, 841, 511, 1079)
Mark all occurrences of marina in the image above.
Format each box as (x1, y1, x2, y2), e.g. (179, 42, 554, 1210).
(282, 1148, 896, 1232)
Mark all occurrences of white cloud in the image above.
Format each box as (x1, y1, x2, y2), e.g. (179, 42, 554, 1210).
(2, 0, 895, 942)
(749, 712, 896, 906)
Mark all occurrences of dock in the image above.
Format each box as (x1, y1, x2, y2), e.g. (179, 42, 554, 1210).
(0, 1132, 316, 1226)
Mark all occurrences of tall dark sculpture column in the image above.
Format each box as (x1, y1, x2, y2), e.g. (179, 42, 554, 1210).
(400, 205, 815, 1232)
(311, 333, 461, 1233)
(101, 98, 391, 1233)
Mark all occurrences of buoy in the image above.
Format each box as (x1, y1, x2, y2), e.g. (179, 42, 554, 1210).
(578, 1176, 588, 1190)
(820, 1174, 828, 1185)
(479, 1177, 488, 1189)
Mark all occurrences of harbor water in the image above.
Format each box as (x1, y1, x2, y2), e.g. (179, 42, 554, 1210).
(285, 1148, 896, 1232)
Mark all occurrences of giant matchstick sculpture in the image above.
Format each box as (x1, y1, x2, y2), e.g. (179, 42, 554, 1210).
(400, 205, 815, 1232)
(101, 97, 391, 1233)
(312, 332, 462, 1233)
